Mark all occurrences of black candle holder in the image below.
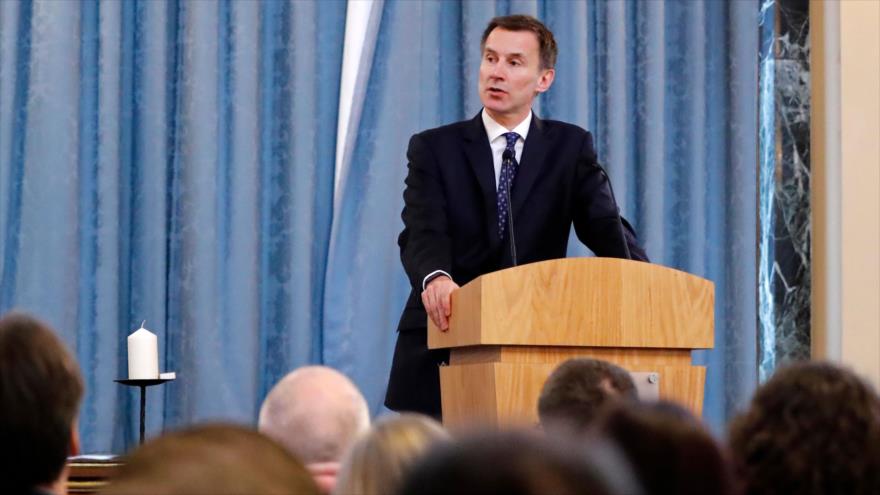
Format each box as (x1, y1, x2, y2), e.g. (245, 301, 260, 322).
(114, 378, 175, 445)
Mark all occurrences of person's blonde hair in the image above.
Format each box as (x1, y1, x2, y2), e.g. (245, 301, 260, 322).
(333, 414, 449, 495)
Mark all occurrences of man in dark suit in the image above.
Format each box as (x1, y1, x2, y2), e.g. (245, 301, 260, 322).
(385, 15, 648, 418)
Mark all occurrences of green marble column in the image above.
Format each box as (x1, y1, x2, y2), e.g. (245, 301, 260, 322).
(758, 0, 811, 381)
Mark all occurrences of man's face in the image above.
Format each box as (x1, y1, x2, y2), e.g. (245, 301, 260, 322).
(479, 28, 555, 124)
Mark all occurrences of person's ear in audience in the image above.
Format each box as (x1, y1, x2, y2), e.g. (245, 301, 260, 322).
(101, 423, 321, 495)
(70, 420, 81, 457)
(728, 360, 880, 495)
(0, 312, 84, 495)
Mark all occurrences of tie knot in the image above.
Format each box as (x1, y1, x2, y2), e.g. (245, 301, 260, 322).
(503, 132, 520, 150)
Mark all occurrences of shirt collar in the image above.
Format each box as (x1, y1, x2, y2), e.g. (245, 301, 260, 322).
(481, 109, 532, 144)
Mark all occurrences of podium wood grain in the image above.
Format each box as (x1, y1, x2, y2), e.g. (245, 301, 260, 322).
(429, 258, 713, 349)
(428, 258, 714, 429)
(440, 347, 706, 430)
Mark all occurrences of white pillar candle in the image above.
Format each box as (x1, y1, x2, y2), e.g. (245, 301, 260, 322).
(127, 322, 159, 379)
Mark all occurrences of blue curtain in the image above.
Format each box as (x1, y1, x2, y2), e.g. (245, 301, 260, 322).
(0, 0, 345, 452)
(329, 0, 758, 432)
(0, 0, 757, 453)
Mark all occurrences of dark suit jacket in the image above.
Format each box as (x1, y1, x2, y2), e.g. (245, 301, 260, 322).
(385, 111, 648, 416)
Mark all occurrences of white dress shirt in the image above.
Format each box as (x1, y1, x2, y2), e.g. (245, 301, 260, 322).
(421, 109, 533, 290)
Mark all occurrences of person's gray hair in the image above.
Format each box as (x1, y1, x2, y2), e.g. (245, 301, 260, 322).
(258, 366, 370, 464)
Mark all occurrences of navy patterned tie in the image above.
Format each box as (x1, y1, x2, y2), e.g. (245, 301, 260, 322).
(497, 132, 520, 240)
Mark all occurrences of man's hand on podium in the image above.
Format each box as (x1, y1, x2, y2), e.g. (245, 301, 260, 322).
(422, 275, 459, 331)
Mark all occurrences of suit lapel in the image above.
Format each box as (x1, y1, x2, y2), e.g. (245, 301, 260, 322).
(511, 114, 549, 220)
(462, 111, 502, 248)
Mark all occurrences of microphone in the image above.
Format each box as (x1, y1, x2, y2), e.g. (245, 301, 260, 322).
(502, 148, 518, 266)
(591, 161, 632, 261)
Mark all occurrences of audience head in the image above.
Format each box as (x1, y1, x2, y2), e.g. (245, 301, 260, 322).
(728, 360, 880, 495)
(538, 358, 637, 435)
(398, 430, 641, 495)
(592, 400, 737, 495)
(103, 423, 320, 495)
(0, 312, 84, 494)
(258, 366, 370, 491)
(334, 413, 449, 495)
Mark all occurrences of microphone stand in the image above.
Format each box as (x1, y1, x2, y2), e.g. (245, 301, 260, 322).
(502, 149, 518, 266)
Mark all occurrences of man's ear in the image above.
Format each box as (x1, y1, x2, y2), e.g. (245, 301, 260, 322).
(536, 68, 556, 94)
(69, 419, 81, 457)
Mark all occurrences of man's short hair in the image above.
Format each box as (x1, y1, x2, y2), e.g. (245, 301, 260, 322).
(481, 15, 558, 70)
(538, 358, 637, 433)
(728, 361, 880, 495)
(103, 423, 321, 495)
(0, 312, 84, 491)
(258, 366, 370, 464)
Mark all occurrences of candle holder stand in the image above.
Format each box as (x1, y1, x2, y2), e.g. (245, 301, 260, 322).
(114, 378, 175, 445)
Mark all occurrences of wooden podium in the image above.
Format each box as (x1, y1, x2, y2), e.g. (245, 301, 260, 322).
(427, 258, 714, 429)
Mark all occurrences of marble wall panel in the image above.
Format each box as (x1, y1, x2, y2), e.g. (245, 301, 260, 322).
(758, 0, 811, 381)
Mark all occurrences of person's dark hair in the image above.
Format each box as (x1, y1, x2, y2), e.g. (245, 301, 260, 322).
(0, 312, 84, 492)
(103, 423, 322, 495)
(592, 401, 738, 495)
(728, 361, 880, 495)
(397, 430, 641, 495)
(481, 15, 558, 70)
(538, 358, 637, 433)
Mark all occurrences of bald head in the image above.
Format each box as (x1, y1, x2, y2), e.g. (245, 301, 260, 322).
(258, 366, 370, 464)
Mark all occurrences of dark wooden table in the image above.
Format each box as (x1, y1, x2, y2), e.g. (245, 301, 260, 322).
(67, 458, 122, 494)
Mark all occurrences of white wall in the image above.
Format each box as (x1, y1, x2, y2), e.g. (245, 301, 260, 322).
(811, 0, 880, 387)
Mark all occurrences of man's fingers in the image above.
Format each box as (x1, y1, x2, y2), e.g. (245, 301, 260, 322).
(420, 290, 432, 325)
(423, 280, 456, 331)
(441, 291, 452, 317)
(438, 292, 451, 331)
(438, 307, 449, 331)
(426, 288, 441, 328)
